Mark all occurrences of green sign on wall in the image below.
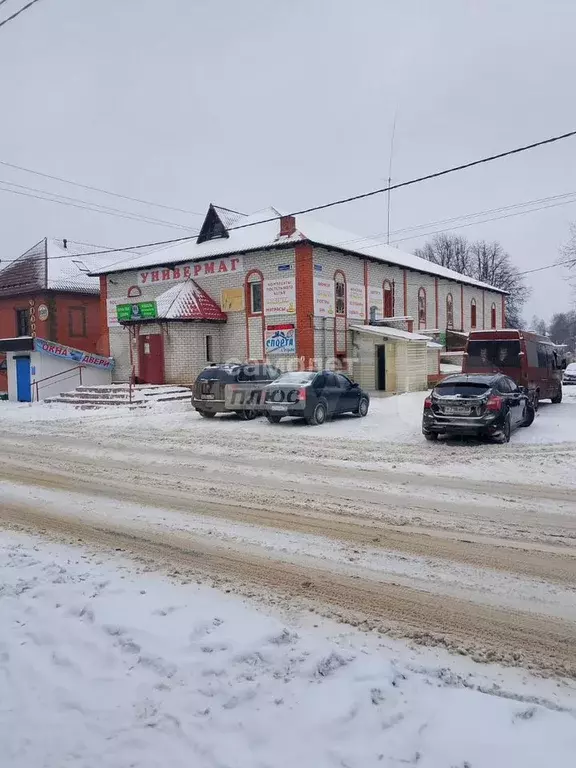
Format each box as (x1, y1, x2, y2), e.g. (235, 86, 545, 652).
(116, 301, 158, 322)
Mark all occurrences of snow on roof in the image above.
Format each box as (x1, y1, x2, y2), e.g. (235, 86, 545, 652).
(46, 240, 102, 293)
(349, 324, 432, 343)
(90, 204, 505, 294)
(155, 280, 227, 321)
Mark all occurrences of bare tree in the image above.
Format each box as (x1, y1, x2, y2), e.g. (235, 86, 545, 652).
(559, 224, 576, 295)
(415, 233, 470, 274)
(530, 315, 548, 336)
(548, 311, 576, 352)
(416, 233, 530, 328)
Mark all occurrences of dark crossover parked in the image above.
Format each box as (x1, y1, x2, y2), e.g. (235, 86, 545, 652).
(263, 370, 370, 425)
(192, 363, 281, 419)
(422, 373, 535, 443)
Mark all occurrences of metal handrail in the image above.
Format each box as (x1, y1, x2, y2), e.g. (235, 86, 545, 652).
(33, 365, 84, 401)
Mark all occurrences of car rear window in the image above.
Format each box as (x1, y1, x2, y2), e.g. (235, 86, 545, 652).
(466, 340, 521, 369)
(275, 372, 316, 385)
(196, 367, 239, 382)
(434, 382, 491, 397)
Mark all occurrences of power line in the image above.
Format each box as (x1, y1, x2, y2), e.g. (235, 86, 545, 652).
(21, 126, 576, 261)
(2, 128, 576, 269)
(0, 0, 43, 30)
(0, 180, 198, 231)
(0, 158, 203, 216)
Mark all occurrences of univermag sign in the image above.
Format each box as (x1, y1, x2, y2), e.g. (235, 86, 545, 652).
(138, 256, 243, 286)
(34, 339, 115, 370)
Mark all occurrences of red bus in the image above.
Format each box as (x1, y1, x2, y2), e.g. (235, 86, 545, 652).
(462, 329, 564, 406)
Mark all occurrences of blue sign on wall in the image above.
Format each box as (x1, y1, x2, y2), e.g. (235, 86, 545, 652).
(278, 264, 292, 272)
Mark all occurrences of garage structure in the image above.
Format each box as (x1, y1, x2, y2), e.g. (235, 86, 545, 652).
(92, 204, 506, 393)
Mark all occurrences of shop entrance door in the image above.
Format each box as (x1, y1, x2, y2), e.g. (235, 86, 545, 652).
(15, 356, 32, 402)
(376, 345, 386, 391)
(138, 334, 164, 384)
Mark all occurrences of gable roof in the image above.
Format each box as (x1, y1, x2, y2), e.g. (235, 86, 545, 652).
(0, 238, 101, 297)
(90, 205, 506, 294)
(155, 279, 227, 321)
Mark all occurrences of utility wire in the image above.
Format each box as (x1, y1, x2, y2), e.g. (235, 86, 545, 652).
(0, 158, 203, 216)
(0, 180, 199, 231)
(0, 0, 43, 30)
(2, 128, 576, 268)
(16, 126, 575, 261)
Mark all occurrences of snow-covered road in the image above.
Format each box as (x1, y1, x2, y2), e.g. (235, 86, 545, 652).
(1, 391, 576, 764)
(2, 532, 576, 768)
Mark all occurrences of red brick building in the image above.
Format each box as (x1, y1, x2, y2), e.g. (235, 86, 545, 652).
(0, 238, 103, 394)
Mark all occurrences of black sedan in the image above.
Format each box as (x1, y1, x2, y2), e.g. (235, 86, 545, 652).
(422, 373, 535, 443)
(263, 370, 370, 425)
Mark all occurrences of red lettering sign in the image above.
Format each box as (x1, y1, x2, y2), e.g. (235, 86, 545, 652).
(162, 269, 171, 281)
(140, 272, 149, 283)
(218, 261, 228, 273)
(183, 266, 191, 279)
(204, 262, 215, 274)
(173, 267, 181, 279)
(151, 271, 160, 282)
(231, 258, 240, 272)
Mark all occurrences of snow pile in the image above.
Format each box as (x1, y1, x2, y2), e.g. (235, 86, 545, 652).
(1, 533, 575, 768)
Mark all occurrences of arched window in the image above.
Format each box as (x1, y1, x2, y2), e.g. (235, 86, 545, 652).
(383, 280, 393, 318)
(335, 271, 346, 316)
(491, 302, 497, 329)
(446, 293, 454, 329)
(418, 287, 427, 329)
(470, 298, 477, 329)
(245, 269, 264, 315)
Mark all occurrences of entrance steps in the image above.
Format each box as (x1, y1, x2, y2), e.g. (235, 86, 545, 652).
(44, 383, 192, 409)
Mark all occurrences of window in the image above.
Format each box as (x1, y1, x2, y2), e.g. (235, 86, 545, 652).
(466, 340, 521, 369)
(497, 378, 512, 394)
(446, 294, 454, 329)
(249, 281, 263, 314)
(335, 272, 346, 315)
(490, 303, 497, 329)
(418, 287, 426, 329)
(205, 334, 213, 362)
(470, 298, 477, 329)
(383, 280, 393, 317)
(336, 373, 353, 389)
(15, 309, 30, 337)
(324, 372, 339, 387)
(435, 381, 491, 397)
(68, 307, 87, 337)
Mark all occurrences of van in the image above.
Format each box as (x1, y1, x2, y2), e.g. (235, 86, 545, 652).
(462, 329, 564, 407)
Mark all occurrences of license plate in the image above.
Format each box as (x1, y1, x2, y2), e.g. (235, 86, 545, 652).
(270, 405, 287, 412)
(201, 394, 215, 400)
(444, 405, 470, 415)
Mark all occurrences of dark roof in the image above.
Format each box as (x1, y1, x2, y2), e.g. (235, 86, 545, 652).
(0, 239, 46, 297)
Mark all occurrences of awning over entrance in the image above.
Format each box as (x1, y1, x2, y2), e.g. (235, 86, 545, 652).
(350, 325, 431, 343)
(155, 280, 227, 321)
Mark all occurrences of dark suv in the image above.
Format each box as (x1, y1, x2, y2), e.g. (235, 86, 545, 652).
(422, 373, 534, 443)
(192, 363, 281, 419)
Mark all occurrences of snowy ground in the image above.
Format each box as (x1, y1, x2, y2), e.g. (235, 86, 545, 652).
(1, 390, 576, 764)
(2, 531, 576, 768)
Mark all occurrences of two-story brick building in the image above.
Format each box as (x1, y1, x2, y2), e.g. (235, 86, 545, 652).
(0, 238, 104, 395)
(92, 205, 506, 393)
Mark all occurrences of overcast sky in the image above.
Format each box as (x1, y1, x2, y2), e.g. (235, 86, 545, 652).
(1, 0, 575, 321)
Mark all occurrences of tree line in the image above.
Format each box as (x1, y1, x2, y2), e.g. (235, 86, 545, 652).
(414, 233, 529, 328)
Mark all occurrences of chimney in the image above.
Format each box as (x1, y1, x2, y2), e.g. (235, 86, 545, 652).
(279, 215, 296, 237)
(62, 238, 68, 249)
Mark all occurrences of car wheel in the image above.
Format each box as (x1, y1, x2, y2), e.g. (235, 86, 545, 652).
(424, 431, 438, 441)
(266, 413, 282, 424)
(494, 414, 511, 444)
(241, 409, 258, 420)
(521, 404, 535, 427)
(307, 401, 327, 426)
(198, 410, 216, 419)
(551, 387, 563, 404)
(355, 397, 369, 418)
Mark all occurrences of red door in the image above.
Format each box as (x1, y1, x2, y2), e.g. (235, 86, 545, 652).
(138, 334, 165, 384)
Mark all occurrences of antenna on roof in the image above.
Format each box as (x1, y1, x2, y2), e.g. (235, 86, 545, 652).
(386, 111, 397, 246)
